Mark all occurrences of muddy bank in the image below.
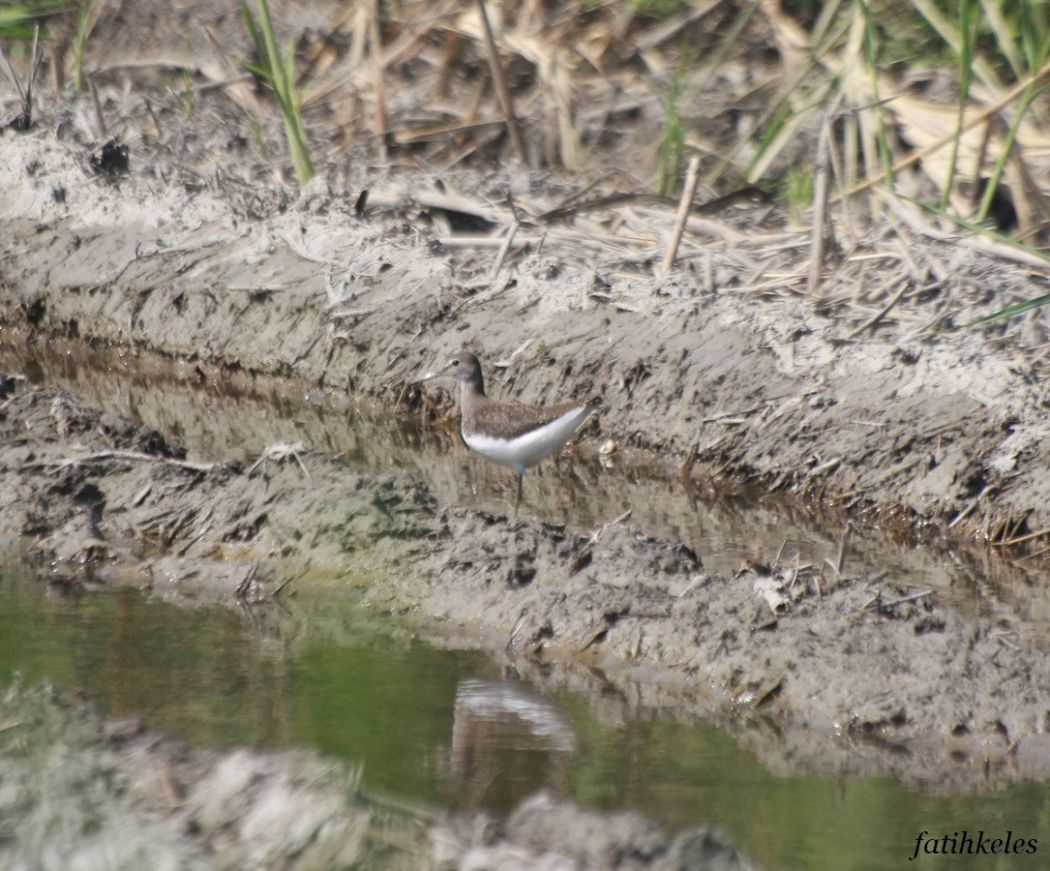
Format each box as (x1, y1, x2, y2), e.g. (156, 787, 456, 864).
(2, 115, 1050, 551)
(0, 683, 744, 870)
(15, 336, 1050, 633)
(3, 383, 1050, 792)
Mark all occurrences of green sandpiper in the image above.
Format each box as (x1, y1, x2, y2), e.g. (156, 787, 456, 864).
(416, 350, 599, 505)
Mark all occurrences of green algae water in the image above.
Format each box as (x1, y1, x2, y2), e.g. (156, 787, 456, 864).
(1, 563, 1048, 871)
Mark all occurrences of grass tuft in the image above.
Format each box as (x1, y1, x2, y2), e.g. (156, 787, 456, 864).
(239, 0, 314, 186)
(0, 0, 64, 40)
(655, 62, 685, 196)
(71, 0, 91, 92)
(941, 0, 977, 211)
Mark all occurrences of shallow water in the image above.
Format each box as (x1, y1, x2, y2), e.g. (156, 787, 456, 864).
(1, 563, 1048, 870)
(7, 342, 1050, 631)
(4, 346, 1050, 868)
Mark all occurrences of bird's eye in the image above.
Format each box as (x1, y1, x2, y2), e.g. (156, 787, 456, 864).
(449, 358, 459, 367)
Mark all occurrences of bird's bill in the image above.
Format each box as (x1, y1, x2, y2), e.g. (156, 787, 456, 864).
(409, 370, 440, 385)
(409, 359, 454, 385)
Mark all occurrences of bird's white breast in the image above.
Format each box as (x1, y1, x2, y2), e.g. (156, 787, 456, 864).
(462, 405, 591, 474)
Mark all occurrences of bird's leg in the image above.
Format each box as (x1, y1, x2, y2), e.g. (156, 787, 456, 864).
(466, 461, 478, 503)
(515, 472, 524, 514)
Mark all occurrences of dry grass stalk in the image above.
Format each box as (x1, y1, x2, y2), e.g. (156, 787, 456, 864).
(806, 113, 833, 297)
(0, 25, 43, 130)
(843, 57, 1050, 202)
(658, 156, 702, 278)
(489, 222, 520, 281)
(991, 527, 1050, 548)
(369, 0, 389, 153)
(87, 75, 107, 137)
(847, 279, 911, 337)
(474, 0, 527, 163)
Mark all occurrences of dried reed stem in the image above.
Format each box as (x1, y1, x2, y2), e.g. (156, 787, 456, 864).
(489, 222, 520, 281)
(369, 0, 389, 154)
(842, 56, 1050, 201)
(807, 114, 832, 296)
(659, 156, 701, 278)
(847, 279, 910, 337)
(87, 76, 107, 137)
(475, 0, 527, 163)
(834, 519, 852, 576)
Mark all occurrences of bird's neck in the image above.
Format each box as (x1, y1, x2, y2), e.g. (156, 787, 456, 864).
(459, 374, 486, 414)
(460, 372, 484, 398)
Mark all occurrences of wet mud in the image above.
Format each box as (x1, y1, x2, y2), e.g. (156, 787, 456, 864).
(4, 43, 1050, 858)
(0, 683, 744, 870)
(12, 336, 1046, 625)
(2, 382, 1049, 795)
(2, 118, 1050, 547)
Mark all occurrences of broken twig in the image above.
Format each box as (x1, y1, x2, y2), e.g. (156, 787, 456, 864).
(28, 450, 213, 473)
(475, 0, 526, 163)
(658, 156, 701, 278)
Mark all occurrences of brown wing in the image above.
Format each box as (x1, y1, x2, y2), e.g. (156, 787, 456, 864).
(468, 398, 593, 441)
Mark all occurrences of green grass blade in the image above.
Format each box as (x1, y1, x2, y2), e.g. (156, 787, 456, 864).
(240, 60, 269, 79)
(859, 0, 893, 189)
(238, 0, 265, 65)
(973, 85, 1041, 223)
(941, 0, 977, 211)
(1018, 0, 1050, 72)
(72, 0, 92, 93)
(655, 62, 684, 196)
(244, 0, 313, 185)
(944, 293, 1050, 332)
(0, 1, 66, 39)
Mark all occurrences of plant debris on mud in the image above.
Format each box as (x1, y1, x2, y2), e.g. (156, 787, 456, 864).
(4, 1, 1050, 858)
(2, 382, 1050, 796)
